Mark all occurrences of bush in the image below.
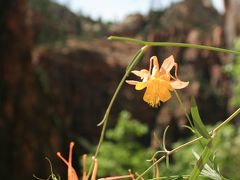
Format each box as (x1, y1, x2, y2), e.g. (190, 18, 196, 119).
(88, 111, 154, 178)
(88, 111, 240, 179)
(159, 124, 240, 179)
(227, 38, 240, 106)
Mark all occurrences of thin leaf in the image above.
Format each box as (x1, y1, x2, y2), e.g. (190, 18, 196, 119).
(181, 125, 195, 134)
(193, 151, 222, 180)
(189, 140, 213, 180)
(191, 97, 211, 139)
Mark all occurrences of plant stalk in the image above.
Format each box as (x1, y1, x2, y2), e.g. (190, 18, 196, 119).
(136, 107, 240, 179)
(108, 36, 240, 55)
(86, 46, 148, 179)
(174, 90, 193, 128)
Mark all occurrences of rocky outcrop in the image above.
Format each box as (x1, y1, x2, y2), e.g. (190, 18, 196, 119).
(110, 14, 145, 36)
(28, 0, 82, 44)
(34, 40, 158, 143)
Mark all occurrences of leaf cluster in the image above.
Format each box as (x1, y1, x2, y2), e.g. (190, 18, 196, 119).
(89, 111, 154, 178)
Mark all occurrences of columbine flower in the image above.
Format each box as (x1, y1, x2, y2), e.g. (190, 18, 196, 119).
(57, 142, 79, 180)
(126, 55, 189, 107)
(57, 142, 134, 180)
(57, 142, 99, 180)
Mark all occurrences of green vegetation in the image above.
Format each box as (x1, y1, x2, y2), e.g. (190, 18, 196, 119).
(230, 38, 240, 106)
(161, 123, 240, 179)
(88, 111, 240, 179)
(92, 111, 240, 179)
(87, 111, 154, 178)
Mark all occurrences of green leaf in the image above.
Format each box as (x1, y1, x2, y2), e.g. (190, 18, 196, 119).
(182, 125, 195, 134)
(189, 140, 213, 180)
(193, 151, 223, 180)
(191, 97, 211, 139)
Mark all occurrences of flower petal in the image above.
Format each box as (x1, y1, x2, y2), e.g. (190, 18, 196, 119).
(82, 154, 87, 180)
(151, 56, 160, 70)
(161, 55, 175, 73)
(57, 142, 79, 180)
(131, 69, 149, 78)
(151, 56, 160, 77)
(170, 79, 189, 89)
(91, 158, 98, 180)
(126, 80, 139, 85)
(158, 87, 171, 102)
(143, 79, 171, 107)
(135, 82, 147, 90)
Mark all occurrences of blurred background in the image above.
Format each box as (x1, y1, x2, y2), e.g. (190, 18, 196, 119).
(1, 0, 240, 179)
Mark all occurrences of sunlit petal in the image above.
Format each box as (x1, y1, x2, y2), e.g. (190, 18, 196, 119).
(132, 69, 149, 78)
(151, 56, 160, 70)
(151, 56, 160, 77)
(161, 55, 175, 73)
(170, 79, 189, 89)
(125, 80, 139, 85)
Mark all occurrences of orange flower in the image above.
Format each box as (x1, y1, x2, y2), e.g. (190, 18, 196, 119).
(57, 142, 99, 180)
(57, 142, 135, 180)
(126, 55, 188, 107)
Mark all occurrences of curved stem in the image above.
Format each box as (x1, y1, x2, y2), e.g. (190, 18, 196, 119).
(213, 108, 240, 133)
(86, 46, 148, 179)
(136, 107, 240, 180)
(174, 90, 193, 128)
(94, 73, 128, 155)
(136, 137, 202, 180)
(174, 90, 205, 149)
(108, 36, 240, 55)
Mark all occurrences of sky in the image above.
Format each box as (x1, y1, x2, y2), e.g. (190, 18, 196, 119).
(54, 0, 224, 22)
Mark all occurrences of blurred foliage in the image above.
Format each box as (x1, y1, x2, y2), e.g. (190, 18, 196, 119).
(84, 111, 240, 179)
(160, 124, 240, 179)
(86, 111, 154, 178)
(228, 38, 240, 106)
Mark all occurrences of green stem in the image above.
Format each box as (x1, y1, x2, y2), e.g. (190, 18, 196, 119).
(136, 107, 240, 180)
(174, 90, 206, 149)
(108, 36, 240, 55)
(86, 46, 148, 179)
(94, 74, 126, 154)
(213, 107, 240, 133)
(136, 137, 202, 180)
(174, 90, 193, 128)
